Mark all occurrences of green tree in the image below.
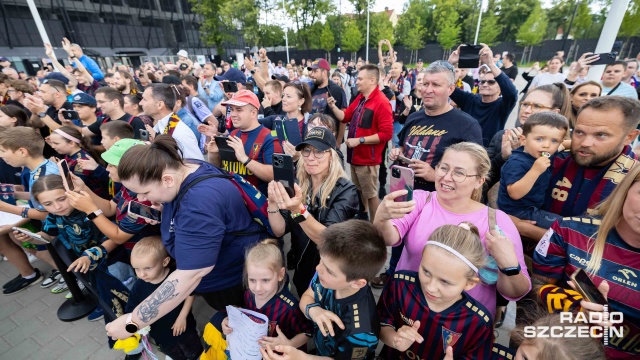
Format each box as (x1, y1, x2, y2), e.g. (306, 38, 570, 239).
(516, 2, 548, 62)
(188, 0, 226, 54)
(434, 0, 461, 52)
(369, 11, 395, 48)
(320, 22, 336, 63)
(395, 0, 436, 43)
(258, 24, 286, 47)
(283, 0, 333, 49)
(341, 21, 365, 60)
(620, 0, 640, 57)
(405, 25, 426, 63)
(220, 0, 260, 46)
(478, 9, 502, 45)
(496, 0, 539, 42)
(572, 1, 593, 39)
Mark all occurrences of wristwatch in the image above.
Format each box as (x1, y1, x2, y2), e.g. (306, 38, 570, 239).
(250, 69, 256, 74)
(87, 209, 103, 220)
(305, 302, 321, 320)
(359, 137, 365, 144)
(499, 263, 521, 276)
(125, 313, 139, 333)
(291, 205, 309, 224)
(38, 111, 47, 118)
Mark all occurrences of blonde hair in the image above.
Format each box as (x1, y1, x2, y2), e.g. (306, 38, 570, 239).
(442, 142, 490, 202)
(244, 238, 285, 293)
(586, 163, 640, 274)
(297, 148, 346, 208)
(511, 313, 606, 360)
(423, 222, 486, 280)
(131, 236, 168, 262)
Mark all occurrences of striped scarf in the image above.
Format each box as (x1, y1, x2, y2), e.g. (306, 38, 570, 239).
(163, 113, 180, 136)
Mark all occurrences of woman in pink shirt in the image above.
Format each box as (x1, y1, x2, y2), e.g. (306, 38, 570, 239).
(374, 142, 531, 318)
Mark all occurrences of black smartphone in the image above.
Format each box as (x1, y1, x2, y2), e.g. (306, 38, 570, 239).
(139, 129, 149, 141)
(222, 81, 238, 93)
(590, 52, 618, 66)
(245, 47, 252, 59)
(458, 44, 483, 68)
(57, 159, 75, 192)
(214, 136, 237, 162)
(272, 154, 295, 197)
(274, 118, 302, 146)
(62, 110, 80, 121)
(571, 269, 608, 305)
(128, 201, 162, 222)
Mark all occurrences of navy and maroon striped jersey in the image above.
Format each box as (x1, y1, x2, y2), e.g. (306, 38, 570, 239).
(533, 217, 640, 360)
(377, 271, 494, 360)
(309, 273, 380, 359)
(64, 149, 110, 199)
(243, 286, 313, 342)
(112, 186, 159, 250)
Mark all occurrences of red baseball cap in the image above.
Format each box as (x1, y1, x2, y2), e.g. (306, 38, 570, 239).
(307, 58, 331, 71)
(220, 89, 260, 109)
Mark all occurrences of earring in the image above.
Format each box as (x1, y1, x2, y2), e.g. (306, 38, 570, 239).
(298, 106, 302, 111)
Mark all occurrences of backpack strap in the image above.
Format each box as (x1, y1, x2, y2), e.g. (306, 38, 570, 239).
(488, 207, 497, 229)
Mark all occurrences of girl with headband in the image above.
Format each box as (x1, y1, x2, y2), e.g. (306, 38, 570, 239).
(377, 222, 494, 360)
(48, 125, 110, 199)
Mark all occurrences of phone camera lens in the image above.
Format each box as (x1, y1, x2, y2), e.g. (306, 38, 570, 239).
(392, 168, 400, 178)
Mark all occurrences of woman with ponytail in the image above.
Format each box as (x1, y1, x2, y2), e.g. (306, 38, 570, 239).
(374, 142, 531, 319)
(532, 163, 640, 360)
(105, 134, 266, 340)
(47, 125, 110, 199)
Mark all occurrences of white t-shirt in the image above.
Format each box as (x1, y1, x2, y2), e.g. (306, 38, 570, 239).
(154, 113, 204, 161)
(602, 82, 638, 99)
(530, 72, 566, 88)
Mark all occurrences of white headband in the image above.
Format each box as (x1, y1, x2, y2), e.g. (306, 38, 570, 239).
(427, 241, 478, 273)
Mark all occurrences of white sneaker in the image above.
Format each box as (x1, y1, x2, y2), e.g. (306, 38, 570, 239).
(26, 252, 38, 264)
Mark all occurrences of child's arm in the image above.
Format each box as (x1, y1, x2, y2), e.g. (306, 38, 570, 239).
(507, 156, 551, 200)
(380, 322, 423, 353)
(260, 326, 310, 349)
(299, 287, 345, 337)
(172, 294, 195, 337)
(0, 201, 48, 221)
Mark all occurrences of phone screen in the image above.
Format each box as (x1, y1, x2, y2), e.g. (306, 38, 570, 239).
(59, 160, 75, 191)
(459, 45, 483, 68)
(128, 201, 162, 222)
(572, 269, 607, 304)
(63, 110, 79, 120)
(390, 166, 414, 202)
(11, 227, 50, 244)
(223, 81, 238, 93)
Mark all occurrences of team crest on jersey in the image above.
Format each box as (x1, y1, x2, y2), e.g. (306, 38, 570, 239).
(73, 224, 82, 235)
(351, 347, 368, 359)
(251, 143, 262, 157)
(442, 327, 462, 350)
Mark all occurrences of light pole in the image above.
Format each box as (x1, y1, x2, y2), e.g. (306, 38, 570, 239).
(473, 0, 485, 45)
(587, 0, 630, 82)
(26, 0, 58, 62)
(282, 0, 290, 63)
(366, 0, 370, 62)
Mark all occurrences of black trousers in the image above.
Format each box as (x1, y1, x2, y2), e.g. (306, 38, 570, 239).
(199, 283, 245, 312)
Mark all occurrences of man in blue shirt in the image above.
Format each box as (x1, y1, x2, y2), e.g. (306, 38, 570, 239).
(197, 63, 225, 110)
(69, 41, 104, 81)
(448, 44, 518, 146)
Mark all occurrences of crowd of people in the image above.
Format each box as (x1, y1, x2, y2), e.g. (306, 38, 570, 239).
(0, 37, 639, 360)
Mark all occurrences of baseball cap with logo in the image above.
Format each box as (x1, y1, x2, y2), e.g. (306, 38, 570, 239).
(295, 127, 336, 152)
(101, 138, 146, 166)
(220, 89, 260, 109)
(307, 58, 331, 71)
(71, 92, 97, 107)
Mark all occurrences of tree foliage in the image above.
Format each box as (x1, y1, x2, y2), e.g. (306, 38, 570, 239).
(478, 9, 503, 45)
(369, 11, 395, 48)
(320, 22, 336, 52)
(188, 0, 226, 53)
(516, 1, 547, 46)
(496, 0, 539, 42)
(620, 0, 640, 38)
(434, 0, 461, 50)
(342, 20, 365, 53)
(572, 1, 593, 39)
(283, 0, 333, 49)
(220, 0, 260, 46)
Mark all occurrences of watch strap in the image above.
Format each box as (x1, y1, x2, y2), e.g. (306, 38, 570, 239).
(125, 313, 139, 333)
(87, 209, 103, 220)
(305, 302, 320, 320)
(499, 263, 521, 276)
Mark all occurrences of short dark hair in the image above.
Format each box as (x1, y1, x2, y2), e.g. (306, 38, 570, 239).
(95, 87, 124, 108)
(605, 60, 627, 71)
(148, 83, 177, 110)
(578, 95, 640, 132)
(180, 75, 198, 90)
(104, 72, 114, 80)
(359, 64, 380, 81)
(9, 79, 34, 94)
(504, 53, 515, 62)
(264, 80, 282, 94)
(166, 70, 180, 78)
(0, 105, 28, 127)
(522, 112, 569, 136)
(0, 126, 44, 156)
(283, 81, 312, 113)
(101, 121, 134, 139)
(43, 79, 66, 93)
(318, 220, 387, 282)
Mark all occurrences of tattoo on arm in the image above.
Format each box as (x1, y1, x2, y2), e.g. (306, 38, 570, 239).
(136, 279, 179, 323)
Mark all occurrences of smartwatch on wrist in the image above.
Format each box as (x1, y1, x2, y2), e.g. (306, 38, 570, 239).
(38, 111, 47, 118)
(291, 205, 309, 224)
(305, 302, 321, 320)
(125, 313, 139, 333)
(499, 263, 521, 276)
(87, 209, 103, 220)
(359, 137, 365, 144)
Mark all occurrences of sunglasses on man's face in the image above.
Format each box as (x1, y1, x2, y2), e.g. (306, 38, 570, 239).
(479, 79, 497, 85)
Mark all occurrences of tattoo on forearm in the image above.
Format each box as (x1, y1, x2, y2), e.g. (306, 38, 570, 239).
(137, 279, 179, 323)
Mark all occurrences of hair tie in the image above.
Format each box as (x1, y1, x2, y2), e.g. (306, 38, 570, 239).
(458, 223, 471, 231)
(426, 241, 478, 273)
(53, 129, 81, 144)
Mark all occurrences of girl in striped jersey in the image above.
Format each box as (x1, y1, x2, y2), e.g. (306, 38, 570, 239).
(222, 239, 313, 350)
(377, 222, 494, 360)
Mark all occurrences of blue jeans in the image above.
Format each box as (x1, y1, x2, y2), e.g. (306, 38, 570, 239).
(392, 121, 403, 147)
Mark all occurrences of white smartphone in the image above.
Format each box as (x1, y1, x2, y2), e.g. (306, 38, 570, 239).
(127, 201, 162, 222)
(11, 227, 50, 244)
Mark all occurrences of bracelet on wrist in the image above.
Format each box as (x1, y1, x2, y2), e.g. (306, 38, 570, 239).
(267, 208, 279, 214)
(243, 158, 252, 166)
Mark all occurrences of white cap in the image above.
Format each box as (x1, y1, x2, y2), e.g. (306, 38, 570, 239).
(177, 50, 188, 58)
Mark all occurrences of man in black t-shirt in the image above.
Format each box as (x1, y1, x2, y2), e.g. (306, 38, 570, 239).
(500, 53, 518, 82)
(389, 61, 483, 192)
(80, 87, 145, 147)
(308, 58, 348, 144)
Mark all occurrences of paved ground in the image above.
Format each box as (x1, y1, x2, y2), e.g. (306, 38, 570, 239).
(0, 70, 526, 359)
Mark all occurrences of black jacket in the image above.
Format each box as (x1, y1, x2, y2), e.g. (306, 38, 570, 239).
(280, 177, 361, 293)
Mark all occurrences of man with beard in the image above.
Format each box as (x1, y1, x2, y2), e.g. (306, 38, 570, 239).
(308, 58, 347, 144)
(515, 96, 639, 240)
(112, 70, 139, 95)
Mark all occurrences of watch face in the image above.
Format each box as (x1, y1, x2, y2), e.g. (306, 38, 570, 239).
(125, 323, 138, 333)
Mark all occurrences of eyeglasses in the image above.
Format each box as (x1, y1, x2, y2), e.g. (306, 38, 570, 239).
(41, 79, 61, 93)
(430, 60, 456, 76)
(479, 79, 497, 85)
(435, 164, 478, 183)
(301, 147, 330, 159)
(519, 101, 554, 112)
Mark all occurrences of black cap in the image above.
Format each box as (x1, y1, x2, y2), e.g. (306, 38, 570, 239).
(271, 74, 290, 83)
(417, 58, 424, 63)
(295, 127, 336, 152)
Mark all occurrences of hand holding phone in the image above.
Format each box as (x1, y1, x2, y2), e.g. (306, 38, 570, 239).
(127, 201, 162, 223)
(62, 110, 80, 121)
(11, 227, 50, 244)
(458, 44, 484, 68)
(272, 154, 295, 197)
(589, 52, 618, 66)
(57, 160, 75, 192)
(571, 269, 608, 305)
(222, 81, 238, 93)
(390, 165, 414, 202)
